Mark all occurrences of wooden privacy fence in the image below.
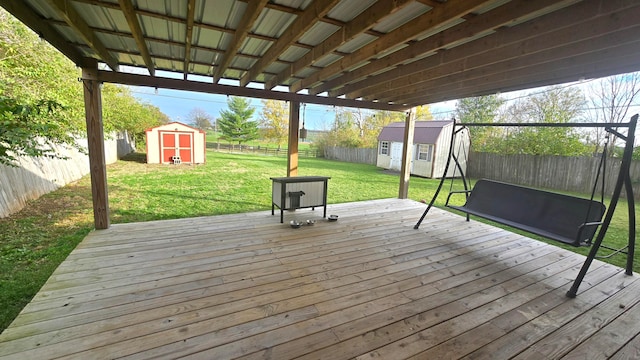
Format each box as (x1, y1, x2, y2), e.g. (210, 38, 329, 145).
(323, 146, 377, 165)
(468, 151, 640, 200)
(0, 132, 135, 218)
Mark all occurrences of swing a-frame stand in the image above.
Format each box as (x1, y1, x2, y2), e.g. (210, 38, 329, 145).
(414, 114, 638, 298)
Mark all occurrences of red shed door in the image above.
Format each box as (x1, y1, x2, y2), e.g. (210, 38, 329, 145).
(160, 131, 193, 163)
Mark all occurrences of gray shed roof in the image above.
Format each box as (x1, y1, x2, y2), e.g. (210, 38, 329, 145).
(378, 120, 452, 144)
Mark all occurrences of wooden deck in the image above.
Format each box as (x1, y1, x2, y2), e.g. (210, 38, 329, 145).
(1, 198, 640, 359)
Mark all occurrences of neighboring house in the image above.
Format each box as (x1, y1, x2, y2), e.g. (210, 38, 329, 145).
(376, 120, 469, 178)
(145, 122, 206, 164)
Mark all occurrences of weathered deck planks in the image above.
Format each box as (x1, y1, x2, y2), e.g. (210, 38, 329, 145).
(0, 198, 638, 359)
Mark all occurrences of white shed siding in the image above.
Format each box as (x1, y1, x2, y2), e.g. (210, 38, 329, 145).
(376, 121, 470, 178)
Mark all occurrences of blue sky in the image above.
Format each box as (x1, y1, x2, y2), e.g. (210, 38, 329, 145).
(128, 69, 458, 131)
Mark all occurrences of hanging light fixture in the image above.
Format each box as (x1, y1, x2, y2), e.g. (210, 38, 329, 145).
(299, 103, 308, 141)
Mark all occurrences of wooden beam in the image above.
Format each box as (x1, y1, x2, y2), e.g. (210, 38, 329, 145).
(240, 0, 340, 87)
(319, 0, 579, 97)
(265, 0, 414, 90)
(182, 0, 196, 79)
(414, 0, 445, 7)
(287, 101, 300, 177)
(369, 4, 640, 103)
(118, 0, 154, 76)
(82, 61, 110, 229)
(398, 109, 415, 199)
(93, 70, 409, 112)
(44, 0, 119, 71)
(402, 40, 640, 107)
(290, 0, 493, 93)
(213, 0, 268, 82)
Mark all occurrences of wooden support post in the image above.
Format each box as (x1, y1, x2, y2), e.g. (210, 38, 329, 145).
(287, 101, 300, 177)
(82, 61, 110, 229)
(398, 108, 416, 199)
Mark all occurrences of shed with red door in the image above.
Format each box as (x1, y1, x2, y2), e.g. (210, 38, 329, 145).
(145, 122, 206, 164)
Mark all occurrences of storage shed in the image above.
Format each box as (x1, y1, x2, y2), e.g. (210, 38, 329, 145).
(145, 122, 206, 164)
(376, 120, 469, 178)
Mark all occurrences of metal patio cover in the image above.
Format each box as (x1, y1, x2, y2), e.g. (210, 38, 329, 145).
(1, 0, 639, 111)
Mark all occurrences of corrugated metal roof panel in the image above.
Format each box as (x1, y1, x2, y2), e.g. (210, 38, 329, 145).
(191, 47, 215, 64)
(272, 0, 310, 10)
(311, 53, 341, 68)
(327, 0, 375, 22)
(198, 0, 237, 28)
(231, 55, 255, 70)
(191, 63, 211, 76)
(265, 62, 290, 75)
(134, 0, 186, 18)
(298, 21, 340, 46)
(193, 27, 225, 50)
(475, 0, 511, 14)
(336, 33, 376, 54)
(252, 8, 296, 37)
(241, 37, 272, 57)
(277, 46, 309, 63)
(371, 2, 430, 33)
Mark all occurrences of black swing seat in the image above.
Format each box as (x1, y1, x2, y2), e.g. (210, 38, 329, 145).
(446, 179, 606, 247)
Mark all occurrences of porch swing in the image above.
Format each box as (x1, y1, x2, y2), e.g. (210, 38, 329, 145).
(414, 114, 638, 298)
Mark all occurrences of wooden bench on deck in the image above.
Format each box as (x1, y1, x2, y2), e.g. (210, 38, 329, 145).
(445, 179, 606, 247)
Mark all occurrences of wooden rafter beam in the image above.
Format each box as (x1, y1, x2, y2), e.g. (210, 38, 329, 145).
(44, 0, 119, 71)
(93, 70, 409, 112)
(183, 0, 195, 79)
(239, 0, 340, 87)
(0, 0, 89, 67)
(414, 0, 445, 7)
(358, 0, 640, 102)
(404, 42, 640, 107)
(290, 0, 494, 94)
(118, 0, 154, 76)
(265, 0, 414, 90)
(213, 0, 268, 83)
(319, 0, 579, 97)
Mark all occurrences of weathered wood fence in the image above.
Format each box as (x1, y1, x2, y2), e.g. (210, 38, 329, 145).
(468, 151, 640, 200)
(323, 146, 377, 165)
(0, 132, 135, 218)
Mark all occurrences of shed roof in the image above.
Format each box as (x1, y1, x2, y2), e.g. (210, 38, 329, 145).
(145, 121, 204, 133)
(2, 0, 638, 111)
(378, 120, 452, 144)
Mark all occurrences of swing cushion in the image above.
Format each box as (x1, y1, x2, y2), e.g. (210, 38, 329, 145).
(446, 179, 606, 246)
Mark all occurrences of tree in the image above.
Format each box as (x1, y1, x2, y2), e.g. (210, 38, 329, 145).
(455, 95, 504, 151)
(499, 87, 589, 156)
(218, 96, 258, 144)
(259, 99, 288, 148)
(415, 105, 433, 121)
(0, 8, 170, 162)
(187, 107, 213, 130)
(587, 72, 640, 154)
(101, 84, 169, 144)
(0, 96, 79, 166)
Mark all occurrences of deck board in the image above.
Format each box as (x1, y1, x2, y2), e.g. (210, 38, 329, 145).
(0, 198, 637, 359)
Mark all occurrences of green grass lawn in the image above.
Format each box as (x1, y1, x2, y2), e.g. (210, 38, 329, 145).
(0, 149, 637, 332)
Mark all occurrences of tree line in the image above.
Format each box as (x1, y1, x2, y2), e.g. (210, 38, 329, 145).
(455, 79, 640, 159)
(0, 9, 169, 167)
